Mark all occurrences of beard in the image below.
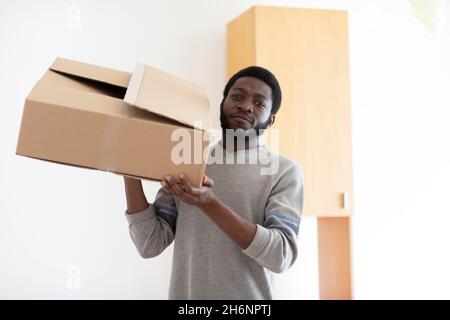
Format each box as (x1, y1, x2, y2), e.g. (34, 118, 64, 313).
(219, 102, 270, 136)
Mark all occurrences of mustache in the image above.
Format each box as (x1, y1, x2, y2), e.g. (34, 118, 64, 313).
(230, 112, 254, 124)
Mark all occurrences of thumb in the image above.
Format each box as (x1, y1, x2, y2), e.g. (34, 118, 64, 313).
(202, 175, 214, 188)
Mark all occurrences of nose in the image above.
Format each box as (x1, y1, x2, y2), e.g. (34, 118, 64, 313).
(238, 102, 253, 113)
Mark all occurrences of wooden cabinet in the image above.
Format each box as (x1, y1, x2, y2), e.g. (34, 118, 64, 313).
(227, 6, 354, 217)
(227, 6, 354, 299)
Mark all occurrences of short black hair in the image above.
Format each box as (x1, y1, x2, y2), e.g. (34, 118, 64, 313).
(222, 66, 282, 115)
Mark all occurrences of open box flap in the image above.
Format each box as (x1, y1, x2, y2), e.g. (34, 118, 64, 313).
(124, 63, 210, 131)
(50, 57, 131, 89)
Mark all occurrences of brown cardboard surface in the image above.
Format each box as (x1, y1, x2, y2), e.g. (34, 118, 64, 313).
(16, 58, 210, 186)
(50, 57, 131, 88)
(124, 63, 210, 130)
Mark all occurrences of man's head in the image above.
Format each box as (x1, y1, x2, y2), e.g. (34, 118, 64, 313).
(220, 66, 282, 134)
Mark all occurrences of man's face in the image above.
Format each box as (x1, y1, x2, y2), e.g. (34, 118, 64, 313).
(220, 76, 275, 132)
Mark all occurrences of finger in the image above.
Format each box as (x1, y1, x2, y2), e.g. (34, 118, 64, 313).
(179, 191, 197, 204)
(161, 180, 176, 196)
(166, 176, 187, 197)
(167, 177, 197, 203)
(202, 175, 214, 188)
(160, 180, 170, 191)
(163, 176, 179, 195)
(189, 188, 203, 196)
(178, 174, 193, 193)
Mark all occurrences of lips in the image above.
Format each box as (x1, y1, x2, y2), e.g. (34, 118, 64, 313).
(231, 113, 254, 124)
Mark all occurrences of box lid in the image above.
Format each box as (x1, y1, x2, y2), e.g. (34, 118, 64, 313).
(124, 63, 210, 130)
(50, 57, 131, 88)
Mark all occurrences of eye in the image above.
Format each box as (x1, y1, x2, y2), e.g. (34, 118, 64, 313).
(255, 101, 265, 108)
(231, 94, 241, 101)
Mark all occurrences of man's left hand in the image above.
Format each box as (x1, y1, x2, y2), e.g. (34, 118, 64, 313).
(161, 174, 216, 210)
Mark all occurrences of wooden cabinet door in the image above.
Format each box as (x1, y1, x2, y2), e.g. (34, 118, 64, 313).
(227, 6, 354, 217)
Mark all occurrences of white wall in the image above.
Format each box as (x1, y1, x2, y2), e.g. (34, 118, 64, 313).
(0, 0, 449, 299)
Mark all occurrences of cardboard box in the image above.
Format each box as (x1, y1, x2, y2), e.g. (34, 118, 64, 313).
(16, 58, 211, 186)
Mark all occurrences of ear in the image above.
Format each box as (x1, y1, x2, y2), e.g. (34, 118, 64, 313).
(266, 114, 276, 128)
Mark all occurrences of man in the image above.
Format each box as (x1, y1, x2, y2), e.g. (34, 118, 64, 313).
(124, 66, 304, 299)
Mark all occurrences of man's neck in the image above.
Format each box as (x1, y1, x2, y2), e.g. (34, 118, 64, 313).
(221, 130, 259, 152)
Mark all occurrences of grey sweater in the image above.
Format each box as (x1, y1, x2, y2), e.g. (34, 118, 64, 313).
(125, 140, 304, 299)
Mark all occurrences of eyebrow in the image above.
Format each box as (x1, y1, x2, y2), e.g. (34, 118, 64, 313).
(231, 87, 269, 100)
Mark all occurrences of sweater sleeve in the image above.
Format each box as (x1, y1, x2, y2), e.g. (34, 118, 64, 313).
(242, 162, 304, 273)
(125, 187, 178, 259)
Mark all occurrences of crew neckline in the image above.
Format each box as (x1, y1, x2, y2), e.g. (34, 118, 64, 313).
(217, 137, 263, 154)
(207, 138, 270, 164)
